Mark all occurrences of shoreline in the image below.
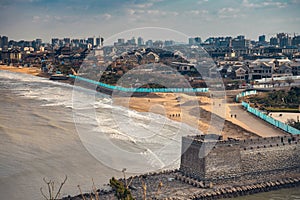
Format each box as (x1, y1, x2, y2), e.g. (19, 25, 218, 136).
(1, 65, 288, 139)
(0, 65, 261, 140)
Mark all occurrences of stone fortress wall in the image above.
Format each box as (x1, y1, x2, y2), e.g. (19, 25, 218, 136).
(180, 134, 300, 184)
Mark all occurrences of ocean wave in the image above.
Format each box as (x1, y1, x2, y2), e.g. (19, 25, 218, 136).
(0, 70, 199, 155)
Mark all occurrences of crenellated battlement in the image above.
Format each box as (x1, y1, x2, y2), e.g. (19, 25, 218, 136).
(180, 134, 300, 184)
(184, 134, 300, 150)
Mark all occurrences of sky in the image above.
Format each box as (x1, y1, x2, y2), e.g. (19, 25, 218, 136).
(0, 0, 299, 43)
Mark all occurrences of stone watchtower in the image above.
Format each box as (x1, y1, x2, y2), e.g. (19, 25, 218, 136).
(180, 134, 242, 184)
(180, 134, 300, 184)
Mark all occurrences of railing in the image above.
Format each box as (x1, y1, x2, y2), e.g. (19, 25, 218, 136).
(242, 102, 300, 135)
(69, 75, 209, 93)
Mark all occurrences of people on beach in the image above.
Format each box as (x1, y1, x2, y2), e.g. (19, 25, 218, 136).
(169, 113, 181, 118)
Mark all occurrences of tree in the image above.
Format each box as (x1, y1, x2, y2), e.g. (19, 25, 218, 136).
(110, 177, 134, 200)
(40, 176, 67, 200)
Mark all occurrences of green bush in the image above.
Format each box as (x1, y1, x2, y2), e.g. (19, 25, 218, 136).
(110, 177, 134, 200)
(248, 87, 300, 109)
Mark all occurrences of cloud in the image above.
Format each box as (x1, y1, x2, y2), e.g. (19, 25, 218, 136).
(150, 0, 164, 2)
(218, 7, 239, 14)
(102, 13, 112, 20)
(32, 15, 40, 23)
(197, 0, 209, 4)
(134, 3, 153, 8)
(126, 9, 147, 16)
(291, 0, 300, 4)
(145, 9, 178, 16)
(32, 15, 51, 23)
(218, 7, 241, 18)
(126, 8, 178, 18)
(32, 14, 79, 24)
(242, 0, 287, 8)
(189, 10, 209, 15)
(126, 9, 135, 16)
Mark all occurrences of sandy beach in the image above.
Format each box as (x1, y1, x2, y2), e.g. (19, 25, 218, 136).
(1, 65, 266, 140)
(114, 92, 260, 139)
(0, 65, 42, 76)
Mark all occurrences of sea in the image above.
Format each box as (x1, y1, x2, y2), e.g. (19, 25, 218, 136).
(0, 70, 299, 200)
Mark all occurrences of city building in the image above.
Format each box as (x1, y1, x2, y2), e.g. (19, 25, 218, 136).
(64, 38, 70, 45)
(164, 40, 175, 46)
(86, 37, 94, 46)
(51, 38, 59, 46)
(270, 37, 279, 46)
(1, 35, 8, 49)
(127, 37, 137, 46)
(189, 38, 196, 45)
(137, 37, 144, 46)
(249, 59, 275, 80)
(259, 35, 266, 43)
(9, 48, 22, 64)
(188, 37, 202, 45)
(117, 38, 125, 45)
(292, 35, 300, 47)
(145, 40, 153, 47)
(277, 33, 292, 47)
(96, 37, 103, 46)
(232, 36, 250, 49)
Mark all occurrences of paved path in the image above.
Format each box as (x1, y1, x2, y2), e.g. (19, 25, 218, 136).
(178, 94, 287, 138)
(226, 103, 287, 137)
(199, 97, 287, 138)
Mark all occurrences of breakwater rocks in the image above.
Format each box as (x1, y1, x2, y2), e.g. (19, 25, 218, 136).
(190, 177, 300, 200)
(63, 170, 300, 200)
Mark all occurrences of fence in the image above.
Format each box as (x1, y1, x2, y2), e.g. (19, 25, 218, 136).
(242, 102, 300, 135)
(69, 75, 209, 93)
(236, 90, 257, 102)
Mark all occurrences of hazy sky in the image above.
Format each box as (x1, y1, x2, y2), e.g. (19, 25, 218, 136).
(0, 0, 299, 43)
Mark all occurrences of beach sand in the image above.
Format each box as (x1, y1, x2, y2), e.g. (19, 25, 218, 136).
(1, 65, 259, 140)
(114, 93, 259, 140)
(0, 65, 42, 76)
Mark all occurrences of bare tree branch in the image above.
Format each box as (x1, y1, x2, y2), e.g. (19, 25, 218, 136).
(40, 187, 49, 200)
(54, 175, 68, 199)
(51, 181, 55, 199)
(43, 178, 52, 199)
(127, 176, 134, 188)
(92, 178, 99, 200)
(78, 185, 87, 200)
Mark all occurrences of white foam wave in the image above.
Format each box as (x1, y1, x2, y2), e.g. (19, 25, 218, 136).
(1, 70, 200, 172)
